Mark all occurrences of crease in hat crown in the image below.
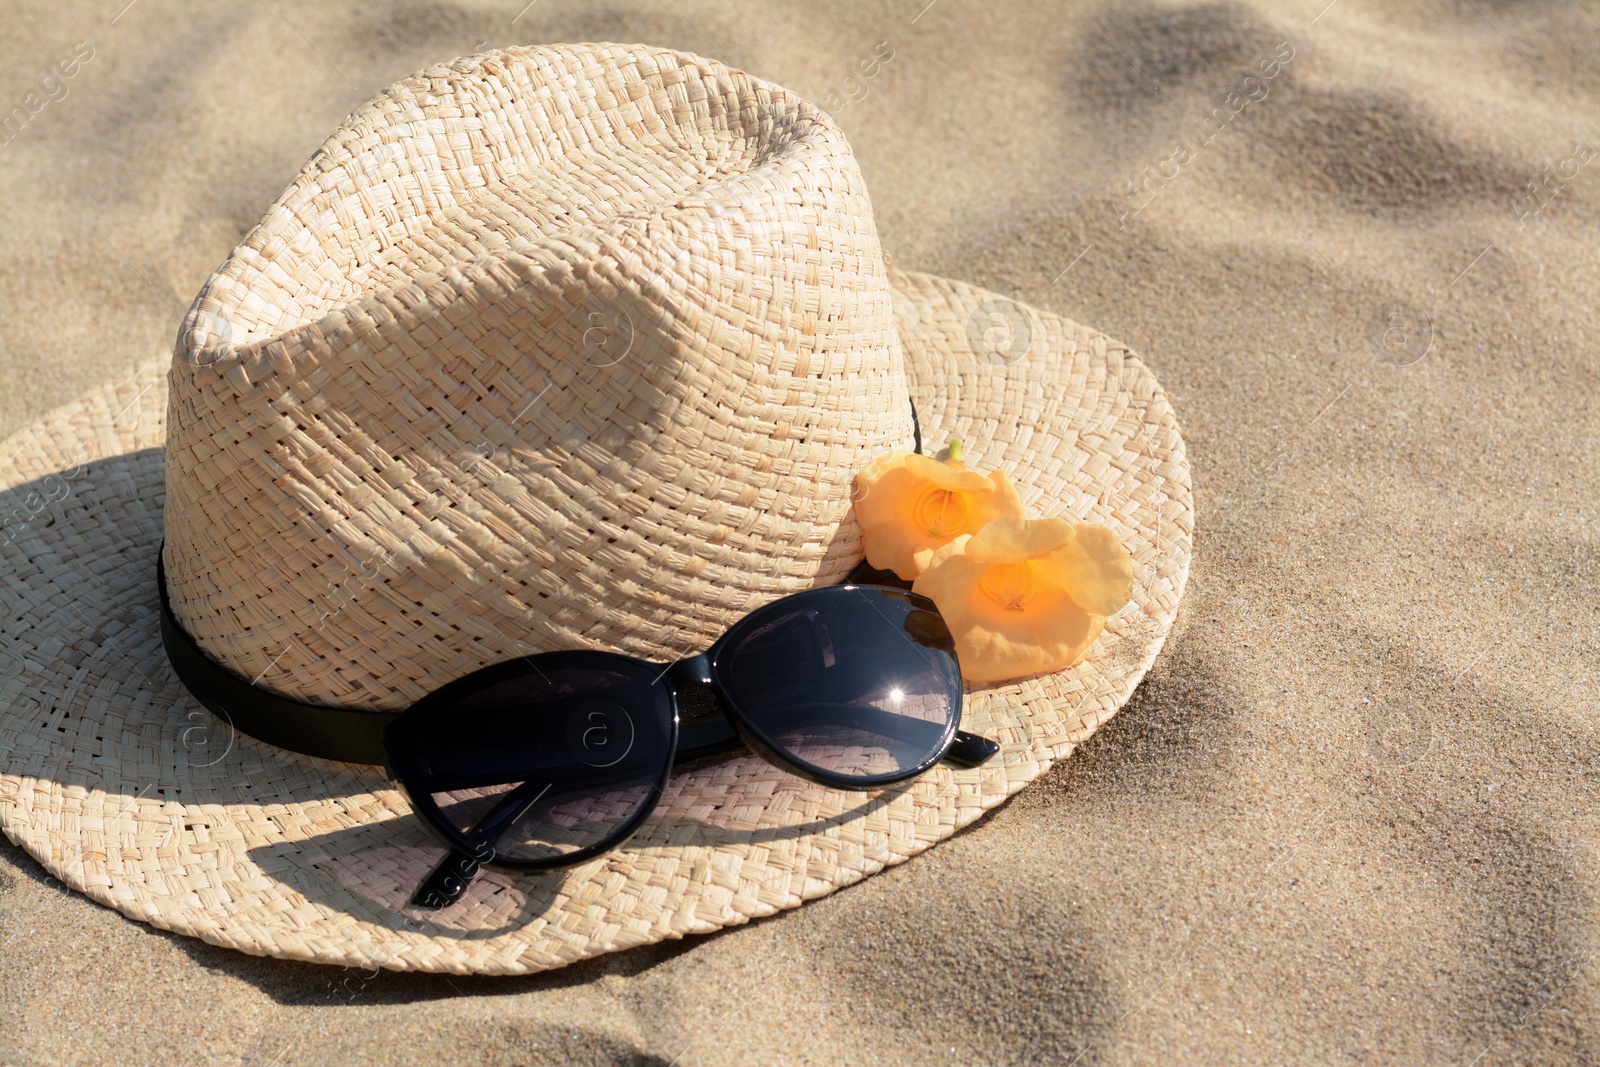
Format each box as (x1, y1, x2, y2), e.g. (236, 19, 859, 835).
(162, 42, 915, 713)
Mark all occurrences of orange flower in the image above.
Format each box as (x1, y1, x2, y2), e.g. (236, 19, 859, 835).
(853, 445, 1024, 580)
(912, 516, 1134, 683)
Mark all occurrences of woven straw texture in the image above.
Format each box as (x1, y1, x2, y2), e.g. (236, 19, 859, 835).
(0, 269, 1188, 974)
(0, 43, 1190, 975)
(164, 43, 914, 711)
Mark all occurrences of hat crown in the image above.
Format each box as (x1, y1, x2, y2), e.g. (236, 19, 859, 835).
(163, 43, 913, 710)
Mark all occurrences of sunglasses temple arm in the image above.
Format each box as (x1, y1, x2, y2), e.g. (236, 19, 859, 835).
(943, 729, 1001, 768)
(413, 849, 482, 910)
(410, 780, 551, 909)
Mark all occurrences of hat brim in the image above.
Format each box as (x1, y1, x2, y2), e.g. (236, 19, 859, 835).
(0, 270, 1190, 975)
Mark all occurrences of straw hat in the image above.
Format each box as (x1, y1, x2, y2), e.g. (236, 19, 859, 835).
(0, 43, 1191, 974)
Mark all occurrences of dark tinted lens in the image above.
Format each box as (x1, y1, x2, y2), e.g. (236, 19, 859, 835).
(715, 586, 962, 783)
(389, 654, 673, 867)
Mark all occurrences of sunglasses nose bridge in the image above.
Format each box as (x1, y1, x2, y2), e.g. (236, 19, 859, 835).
(664, 653, 714, 689)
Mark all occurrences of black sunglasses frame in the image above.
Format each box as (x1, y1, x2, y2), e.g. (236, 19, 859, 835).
(384, 583, 1000, 902)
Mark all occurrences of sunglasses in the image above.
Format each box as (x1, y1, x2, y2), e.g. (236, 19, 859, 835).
(158, 551, 998, 909)
(387, 572, 1000, 907)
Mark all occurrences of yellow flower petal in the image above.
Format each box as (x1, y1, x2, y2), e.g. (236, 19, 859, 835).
(854, 464, 923, 568)
(965, 515, 1076, 564)
(986, 467, 1024, 520)
(908, 533, 975, 605)
(853, 451, 1025, 580)
(900, 453, 993, 492)
(915, 548, 1102, 683)
(913, 515, 1129, 683)
(1039, 523, 1134, 618)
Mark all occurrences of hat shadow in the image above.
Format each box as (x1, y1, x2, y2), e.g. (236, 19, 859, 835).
(239, 774, 903, 943)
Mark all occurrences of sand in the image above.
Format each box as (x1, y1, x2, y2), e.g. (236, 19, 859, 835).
(2, 0, 1597, 1063)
